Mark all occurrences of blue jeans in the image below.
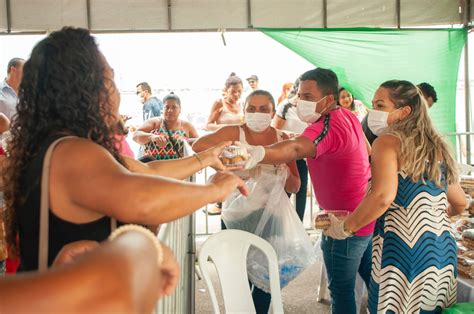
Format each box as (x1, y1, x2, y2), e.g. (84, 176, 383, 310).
(321, 235, 372, 314)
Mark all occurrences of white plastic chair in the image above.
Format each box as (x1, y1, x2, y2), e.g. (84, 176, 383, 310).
(198, 229, 284, 314)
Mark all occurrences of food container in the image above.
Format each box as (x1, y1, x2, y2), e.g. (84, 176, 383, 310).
(221, 145, 248, 166)
(313, 210, 349, 230)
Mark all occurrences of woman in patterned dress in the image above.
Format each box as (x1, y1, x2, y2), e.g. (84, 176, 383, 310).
(325, 80, 468, 313)
(133, 92, 198, 160)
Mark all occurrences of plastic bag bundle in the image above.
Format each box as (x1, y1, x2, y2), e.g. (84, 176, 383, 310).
(223, 165, 317, 293)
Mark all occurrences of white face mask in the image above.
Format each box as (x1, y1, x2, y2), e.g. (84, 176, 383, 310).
(245, 112, 272, 132)
(367, 110, 389, 136)
(296, 96, 328, 123)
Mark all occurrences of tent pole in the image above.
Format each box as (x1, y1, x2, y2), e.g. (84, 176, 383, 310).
(323, 0, 327, 28)
(6, 0, 11, 33)
(464, 0, 472, 164)
(86, 0, 91, 30)
(396, 0, 401, 29)
(167, 0, 172, 30)
(247, 0, 252, 28)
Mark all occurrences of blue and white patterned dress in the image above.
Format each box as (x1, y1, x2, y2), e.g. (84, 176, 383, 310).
(368, 170, 457, 314)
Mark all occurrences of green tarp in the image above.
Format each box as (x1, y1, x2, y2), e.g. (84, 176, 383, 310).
(260, 28, 466, 135)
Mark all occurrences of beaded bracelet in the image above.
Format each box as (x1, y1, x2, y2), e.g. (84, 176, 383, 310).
(108, 224, 164, 267)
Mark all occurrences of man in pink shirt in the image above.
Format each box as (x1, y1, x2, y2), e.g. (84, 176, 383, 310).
(244, 68, 373, 314)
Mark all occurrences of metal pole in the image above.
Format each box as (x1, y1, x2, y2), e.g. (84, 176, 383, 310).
(188, 212, 196, 314)
(396, 0, 401, 29)
(167, 0, 172, 31)
(6, 0, 11, 33)
(247, 0, 252, 28)
(464, 0, 472, 164)
(322, 0, 327, 28)
(86, 0, 92, 30)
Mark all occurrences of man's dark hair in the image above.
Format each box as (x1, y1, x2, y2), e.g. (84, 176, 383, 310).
(136, 82, 152, 93)
(299, 68, 339, 97)
(417, 82, 438, 103)
(7, 58, 24, 74)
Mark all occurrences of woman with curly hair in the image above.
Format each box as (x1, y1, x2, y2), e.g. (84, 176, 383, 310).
(4, 27, 247, 271)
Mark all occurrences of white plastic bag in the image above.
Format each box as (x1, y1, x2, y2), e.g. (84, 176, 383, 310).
(223, 165, 317, 293)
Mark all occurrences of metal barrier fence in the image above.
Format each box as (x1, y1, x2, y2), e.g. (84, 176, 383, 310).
(155, 210, 195, 314)
(155, 152, 196, 314)
(444, 132, 474, 165)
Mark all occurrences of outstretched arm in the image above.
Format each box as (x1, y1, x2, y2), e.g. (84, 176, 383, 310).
(0, 230, 172, 313)
(52, 138, 248, 225)
(262, 136, 316, 165)
(123, 141, 230, 180)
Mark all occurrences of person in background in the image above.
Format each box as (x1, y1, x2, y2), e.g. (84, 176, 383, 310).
(272, 78, 309, 222)
(4, 27, 247, 272)
(0, 228, 179, 313)
(247, 74, 259, 91)
(115, 116, 134, 158)
(205, 73, 245, 215)
(417, 82, 438, 108)
(362, 82, 437, 145)
(136, 82, 164, 121)
(133, 92, 198, 160)
(338, 87, 367, 122)
(193, 89, 300, 314)
(242, 68, 373, 314)
(0, 58, 25, 120)
(325, 80, 466, 313)
(277, 82, 293, 105)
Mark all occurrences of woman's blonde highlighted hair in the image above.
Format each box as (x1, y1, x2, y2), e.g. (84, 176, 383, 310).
(382, 80, 458, 186)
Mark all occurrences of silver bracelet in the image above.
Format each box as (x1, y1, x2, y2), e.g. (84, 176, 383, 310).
(108, 224, 163, 267)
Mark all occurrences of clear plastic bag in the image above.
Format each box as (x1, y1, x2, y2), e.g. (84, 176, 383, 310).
(223, 165, 317, 293)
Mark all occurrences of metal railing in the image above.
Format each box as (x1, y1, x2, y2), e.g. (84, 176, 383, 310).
(444, 132, 474, 164)
(155, 211, 195, 314)
(155, 147, 196, 314)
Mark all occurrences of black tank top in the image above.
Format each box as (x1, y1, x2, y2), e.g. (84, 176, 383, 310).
(17, 135, 113, 271)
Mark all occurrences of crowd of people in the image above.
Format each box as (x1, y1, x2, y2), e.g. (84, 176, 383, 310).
(0, 26, 469, 314)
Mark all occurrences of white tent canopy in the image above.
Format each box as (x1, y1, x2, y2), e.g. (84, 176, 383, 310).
(0, 0, 467, 34)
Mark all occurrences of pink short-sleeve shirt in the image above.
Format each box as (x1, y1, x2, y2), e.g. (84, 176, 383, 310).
(302, 107, 374, 236)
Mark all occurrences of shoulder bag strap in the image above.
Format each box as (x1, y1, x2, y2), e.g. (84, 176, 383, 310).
(38, 136, 117, 271)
